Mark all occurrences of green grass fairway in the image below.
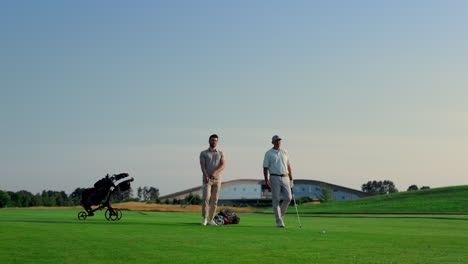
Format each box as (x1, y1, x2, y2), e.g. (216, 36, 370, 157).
(1, 209, 467, 264)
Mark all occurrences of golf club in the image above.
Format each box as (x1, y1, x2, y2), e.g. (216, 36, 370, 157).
(180, 195, 195, 208)
(291, 186, 302, 228)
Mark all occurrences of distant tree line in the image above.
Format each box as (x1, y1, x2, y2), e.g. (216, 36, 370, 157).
(0, 190, 73, 208)
(407, 185, 430, 191)
(137, 186, 160, 203)
(361, 180, 398, 195)
(2, 181, 433, 208)
(0, 186, 160, 208)
(361, 180, 431, 195)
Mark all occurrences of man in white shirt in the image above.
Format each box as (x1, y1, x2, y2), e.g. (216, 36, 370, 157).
(263, 135, 293, 227)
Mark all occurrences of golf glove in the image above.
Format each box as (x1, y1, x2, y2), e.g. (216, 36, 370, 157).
(290, 180, 294, 188)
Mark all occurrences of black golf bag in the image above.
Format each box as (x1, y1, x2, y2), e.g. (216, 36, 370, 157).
(214, 209, 240, 225)
(78, 173, 133, 220)
(81, 175, 114, 206)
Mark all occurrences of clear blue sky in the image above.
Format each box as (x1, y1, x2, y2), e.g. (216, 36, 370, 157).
(1, 1, 467, 195)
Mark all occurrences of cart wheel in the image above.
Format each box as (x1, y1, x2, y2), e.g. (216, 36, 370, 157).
(78, 211, 87, 220)
(105, 209, 119, 221)
(104, 209, 112, 220)
(115, 208, 122, 220)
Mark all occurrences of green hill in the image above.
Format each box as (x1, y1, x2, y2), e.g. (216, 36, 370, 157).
(290, 185, 468, 214)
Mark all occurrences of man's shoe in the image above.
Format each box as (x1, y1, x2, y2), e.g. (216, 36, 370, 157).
(201, 219, 207, 226)
(208, 220, 217, 226)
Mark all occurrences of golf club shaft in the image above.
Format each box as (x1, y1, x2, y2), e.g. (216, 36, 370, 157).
(182, 196, 195, 207)
(291, 188, 302, 228)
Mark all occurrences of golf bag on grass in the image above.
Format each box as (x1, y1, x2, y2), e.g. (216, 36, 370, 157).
(214, 209, 240, 225)
(78, 173, 133, 221)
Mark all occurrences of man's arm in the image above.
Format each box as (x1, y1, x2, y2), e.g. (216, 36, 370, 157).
(211, 158, 226, 179)
(200, 157, 210, 184)
(287, 164, 293, 181)
(263, 167, 271, 188)
(263, 152, 271, 188)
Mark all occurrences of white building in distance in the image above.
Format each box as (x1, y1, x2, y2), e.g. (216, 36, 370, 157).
(160, 179, 370, 206)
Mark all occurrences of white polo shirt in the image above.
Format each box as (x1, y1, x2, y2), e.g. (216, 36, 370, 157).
(263, 148, 290, 175)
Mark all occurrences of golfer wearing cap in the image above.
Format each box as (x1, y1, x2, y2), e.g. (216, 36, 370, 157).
(263, 135, 293, 227)
(200, 134, 226, 226)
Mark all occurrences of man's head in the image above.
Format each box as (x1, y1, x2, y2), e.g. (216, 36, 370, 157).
(271, 135, 282, 148)
(209, 134, 219, 148)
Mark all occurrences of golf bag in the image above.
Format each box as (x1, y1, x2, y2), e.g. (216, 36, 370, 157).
(214, 209, 240, 225)
(81, 175, 114, 206)
(79, 173, 133, 220)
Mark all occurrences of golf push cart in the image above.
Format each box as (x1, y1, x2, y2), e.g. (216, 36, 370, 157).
(78, 173, 133, 221)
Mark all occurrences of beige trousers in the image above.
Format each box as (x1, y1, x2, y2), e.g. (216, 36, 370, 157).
(202, 178, 222, 219)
